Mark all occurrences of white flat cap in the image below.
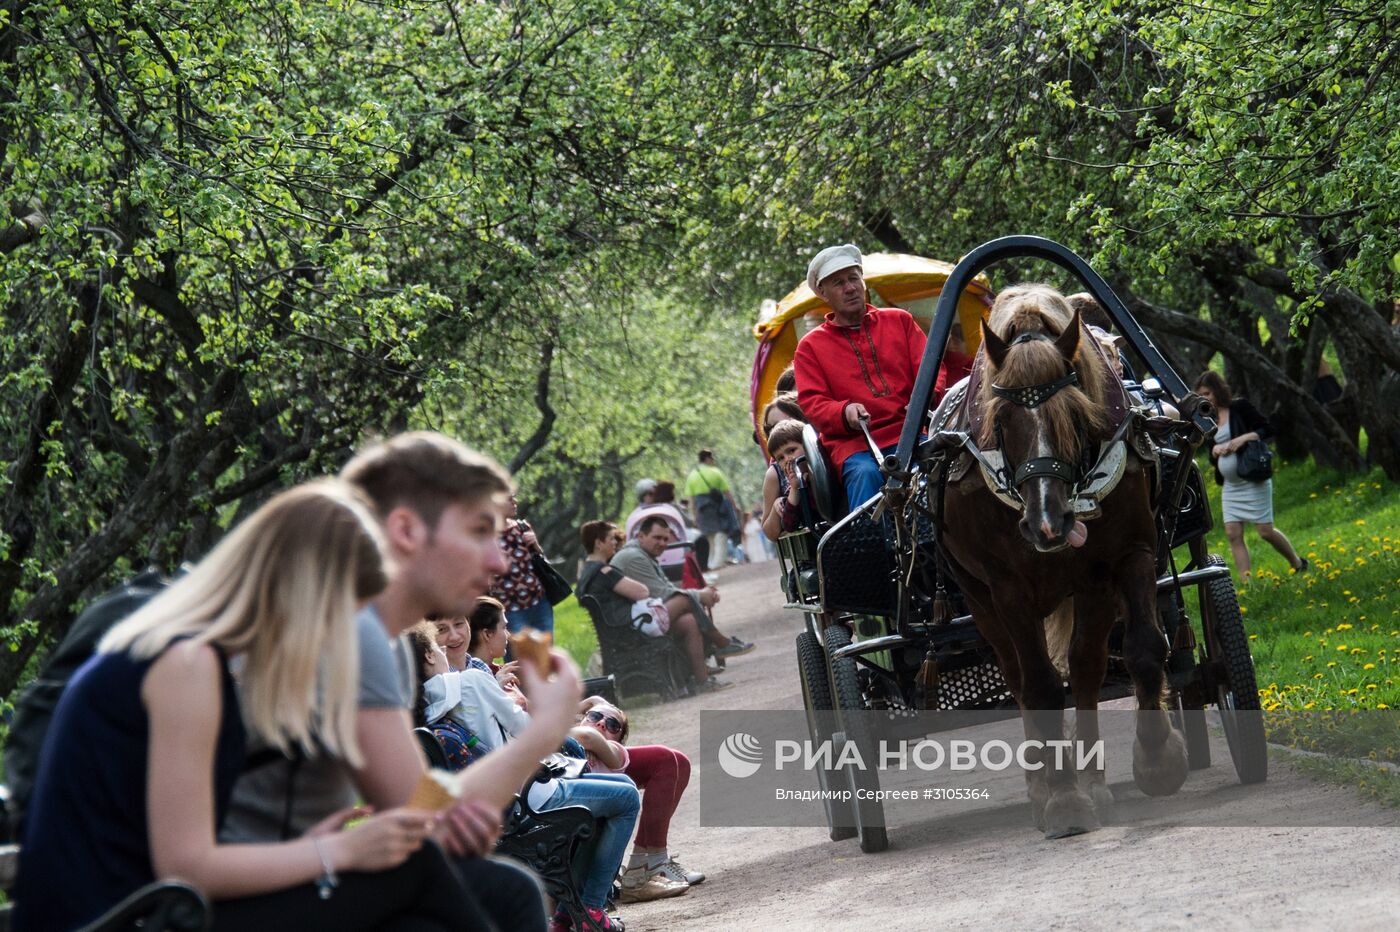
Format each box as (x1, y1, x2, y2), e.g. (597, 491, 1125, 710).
(634, 478, 658, 501)
(807, 243, 863, 293)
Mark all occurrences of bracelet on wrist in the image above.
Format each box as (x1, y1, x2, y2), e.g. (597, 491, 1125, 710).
(313, 836, 339, 900)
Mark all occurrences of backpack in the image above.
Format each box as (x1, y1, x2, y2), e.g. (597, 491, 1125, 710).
(2, 569, 171, 841)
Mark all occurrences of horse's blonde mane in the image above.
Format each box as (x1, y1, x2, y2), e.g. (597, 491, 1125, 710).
(977, 284, 1111, 459)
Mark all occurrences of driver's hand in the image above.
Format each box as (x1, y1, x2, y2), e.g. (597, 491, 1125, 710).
(843, 403, 870, 430)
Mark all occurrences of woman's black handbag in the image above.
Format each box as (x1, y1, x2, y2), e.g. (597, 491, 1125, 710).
(1236, 439, 1274, 481)
(531, 551, 573, 605)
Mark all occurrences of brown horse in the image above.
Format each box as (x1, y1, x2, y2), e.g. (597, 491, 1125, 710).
(939, 284, 1187, 838)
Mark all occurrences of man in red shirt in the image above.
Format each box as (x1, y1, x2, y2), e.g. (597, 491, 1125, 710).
(793, 244, 950, 509)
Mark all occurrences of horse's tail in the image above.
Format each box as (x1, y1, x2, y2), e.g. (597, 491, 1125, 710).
(1044, 598, 1074, 679)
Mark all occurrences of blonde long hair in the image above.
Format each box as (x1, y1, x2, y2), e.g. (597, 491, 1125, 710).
(100, 480, 388, 767)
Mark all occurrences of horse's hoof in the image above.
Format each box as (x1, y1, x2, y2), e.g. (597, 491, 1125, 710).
(1031, 800, 1047, 833)
(1024, 768, 1050, 832)
(1083, 775, 1115, 812)
(1133, 729, 1189, 797)
(1042, 788, 1100, 839)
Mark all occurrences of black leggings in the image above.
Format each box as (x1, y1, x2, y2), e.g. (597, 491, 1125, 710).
(212, 842, 491, 931)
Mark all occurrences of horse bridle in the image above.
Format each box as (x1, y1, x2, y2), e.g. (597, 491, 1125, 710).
(989, 332, 1085, 491)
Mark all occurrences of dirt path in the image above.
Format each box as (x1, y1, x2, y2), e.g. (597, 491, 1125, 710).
(613, 561, 1400, 931)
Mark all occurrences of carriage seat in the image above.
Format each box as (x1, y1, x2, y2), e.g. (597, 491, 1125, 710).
(798, 423, 846, 527)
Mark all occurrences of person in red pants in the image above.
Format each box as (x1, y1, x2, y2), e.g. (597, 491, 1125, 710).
(571, 696, 704, 901)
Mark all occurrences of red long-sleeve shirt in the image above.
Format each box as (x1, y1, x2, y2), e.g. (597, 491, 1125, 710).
(794, 305, 946, 469)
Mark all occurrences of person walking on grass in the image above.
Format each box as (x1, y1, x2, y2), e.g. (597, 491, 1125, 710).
(1195, 370, 1308, 580)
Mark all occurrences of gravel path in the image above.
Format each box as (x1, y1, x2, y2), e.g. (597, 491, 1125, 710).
(612, 561, 1400, 931)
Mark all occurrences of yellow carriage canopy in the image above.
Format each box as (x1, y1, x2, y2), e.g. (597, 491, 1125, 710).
(750, 252, 996, 441)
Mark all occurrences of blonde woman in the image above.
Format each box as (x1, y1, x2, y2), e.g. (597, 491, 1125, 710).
(15, 481, 471, 931)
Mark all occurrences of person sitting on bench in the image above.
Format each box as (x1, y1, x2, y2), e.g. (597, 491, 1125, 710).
(574, 696, 701, 903)
(606, 519, 756, 691)
(14, 482, 479, 931)
(407, 617, 640, 932)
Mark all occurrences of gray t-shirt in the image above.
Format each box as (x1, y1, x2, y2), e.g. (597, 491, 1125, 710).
(219, 604, 413, 842)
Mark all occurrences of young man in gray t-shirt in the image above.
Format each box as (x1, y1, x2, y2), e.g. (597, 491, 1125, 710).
(223, 433, 584, 932)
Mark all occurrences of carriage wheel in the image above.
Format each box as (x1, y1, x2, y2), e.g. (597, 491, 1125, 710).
(824, 623, 889, 853)
(1198, 555, 1267, 784)
(797, 628, 856, 841)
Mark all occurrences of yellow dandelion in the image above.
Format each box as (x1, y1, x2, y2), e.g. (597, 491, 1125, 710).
(1337, 623, 1353, 631)
(1364, 663, 1376, 670)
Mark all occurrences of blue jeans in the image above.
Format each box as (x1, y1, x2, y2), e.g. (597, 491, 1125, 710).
(505, 599, 555, 637)
(840, 443, 899, 510)
(541, 773, 640, 908)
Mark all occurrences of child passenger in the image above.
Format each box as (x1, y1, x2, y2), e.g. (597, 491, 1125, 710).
(761, 418, 817, 540)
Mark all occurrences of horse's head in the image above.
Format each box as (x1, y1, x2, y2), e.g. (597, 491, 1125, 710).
(977, 286, 1110, 552)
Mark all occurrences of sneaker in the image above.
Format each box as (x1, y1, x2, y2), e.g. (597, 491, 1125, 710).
(656, 856, 705, 886)
(1295, 557, 1310, 574)
(549, 910, 573, 932)
(695, 676, 734, 693)
(584, 907, 625, 932)
(617, 872, 689, 903)
(714, 637, 754, 658)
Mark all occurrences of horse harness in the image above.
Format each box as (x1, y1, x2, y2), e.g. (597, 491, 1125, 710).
(925, 331, 1158, 521)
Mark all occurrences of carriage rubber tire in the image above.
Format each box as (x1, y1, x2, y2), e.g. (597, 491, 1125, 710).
(823, 623, 889, 853)
(797, 628, 856, 841)
(1200, 555, 1267, 785)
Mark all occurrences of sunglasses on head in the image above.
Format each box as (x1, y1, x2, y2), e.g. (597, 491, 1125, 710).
(584, 709, 623, 734)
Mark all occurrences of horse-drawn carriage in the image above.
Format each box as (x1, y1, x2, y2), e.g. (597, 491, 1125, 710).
(755, 236, 1266, 853)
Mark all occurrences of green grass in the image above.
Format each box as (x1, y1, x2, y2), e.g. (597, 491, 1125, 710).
(1196, 456, 1399, 712)
(1283, 752, 1400, 809)
(552, 595, 600, 672)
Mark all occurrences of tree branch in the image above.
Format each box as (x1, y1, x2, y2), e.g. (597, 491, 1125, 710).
(507, 338, 557, 475)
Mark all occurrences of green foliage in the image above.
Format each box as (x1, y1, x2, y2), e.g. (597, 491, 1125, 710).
(2, 0, 1396, 700)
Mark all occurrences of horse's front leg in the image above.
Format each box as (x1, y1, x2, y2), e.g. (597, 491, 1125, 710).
(1015, 625, 1099, 838)
(957, 576, 1060, 832)
(1120, 552, 1188, 796)
(1069, 597, 1115, 813)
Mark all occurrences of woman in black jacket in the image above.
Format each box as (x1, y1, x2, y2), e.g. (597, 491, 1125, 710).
(1195, 371, 1307, 579)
